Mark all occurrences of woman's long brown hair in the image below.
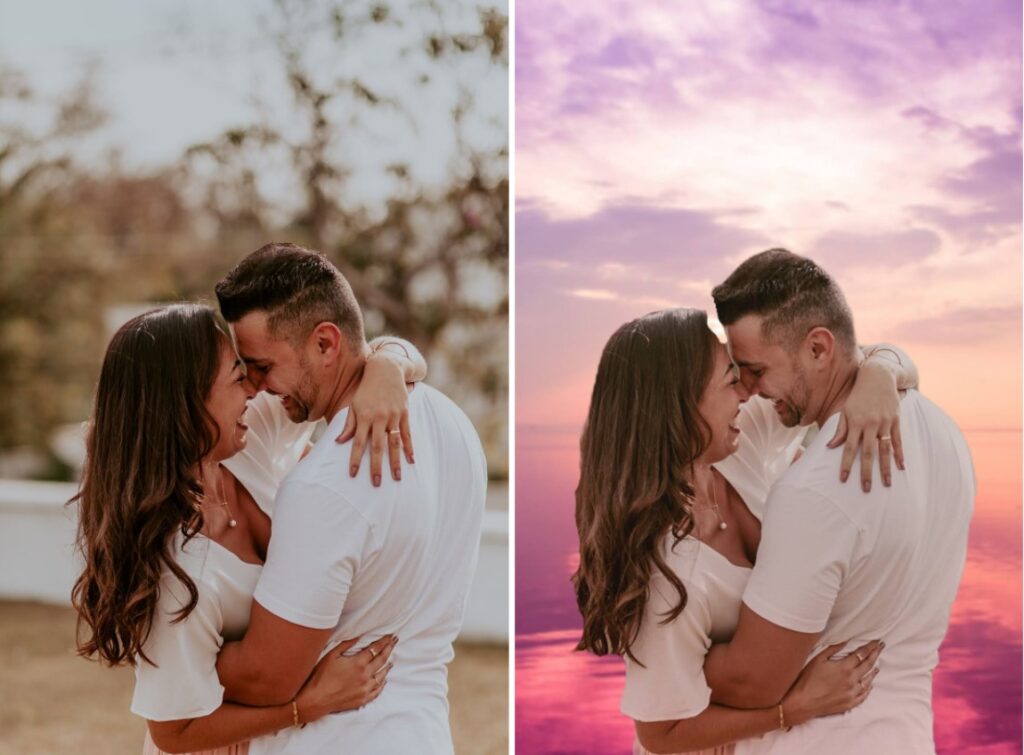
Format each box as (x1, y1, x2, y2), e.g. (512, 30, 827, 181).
(573, 308, 717, 665)
(70, 304, 223, 666)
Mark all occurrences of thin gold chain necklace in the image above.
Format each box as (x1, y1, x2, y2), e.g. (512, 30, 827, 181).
(691, 475, 727, 534)
(201, 466, 237, 528)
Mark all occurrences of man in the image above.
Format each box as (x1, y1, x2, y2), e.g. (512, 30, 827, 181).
(212, 242, 487, 754)
(698, 249, 974, 753)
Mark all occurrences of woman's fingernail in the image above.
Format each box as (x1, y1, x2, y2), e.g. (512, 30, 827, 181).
(350, 466, 358, 477)
(884, 474, 891, 486)
(840, 471, 848, 482)
(862, 480, 871, 493)
(373, 474, 381, 487)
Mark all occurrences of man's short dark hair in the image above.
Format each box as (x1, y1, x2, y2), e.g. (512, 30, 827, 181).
(215, 242, 364, 347)
(711, 248, 856, 355)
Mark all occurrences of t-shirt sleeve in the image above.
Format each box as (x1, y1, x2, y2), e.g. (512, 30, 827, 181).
(244, 392, 316, 487)
(130, 570, 225, 721)
(713, 397, 806, 521)
(620, 553, 713, 721)
(737, 396, 806, 469)
(742, 483, 860, 633)
(253, 480, 375, 629)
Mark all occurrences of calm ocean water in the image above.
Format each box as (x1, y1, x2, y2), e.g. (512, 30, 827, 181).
(515, 428, 1023, 754)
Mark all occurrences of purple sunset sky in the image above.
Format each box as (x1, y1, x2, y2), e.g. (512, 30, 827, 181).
(516, 0, 1022, 431)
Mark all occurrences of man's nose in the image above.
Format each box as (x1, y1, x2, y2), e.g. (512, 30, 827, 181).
(243, 375, 259, 397)
(740, 371, 758, 394)
(246, 372, 265, 392)
(736, 380, 751, 402)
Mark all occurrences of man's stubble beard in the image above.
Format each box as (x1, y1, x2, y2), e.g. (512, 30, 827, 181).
(284, 353, 319, 423)
(777, 364, 812, 428)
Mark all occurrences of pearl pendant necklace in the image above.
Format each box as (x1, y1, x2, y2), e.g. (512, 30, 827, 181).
(203, 466, 237, 528)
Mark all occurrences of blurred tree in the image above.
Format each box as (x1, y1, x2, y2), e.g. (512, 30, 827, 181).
(0, 67, 110, 454)
(184, 0, 509, 471)
(0, 0, 508, 477)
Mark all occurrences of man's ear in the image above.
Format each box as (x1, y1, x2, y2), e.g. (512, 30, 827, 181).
(805, 327, 836, 365)
(310, 321, 344, 361)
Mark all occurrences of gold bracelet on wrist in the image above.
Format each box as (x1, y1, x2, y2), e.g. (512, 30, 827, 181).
(777, 703, 786, 730)
(292, 699, 300, 727)
(866, 346, 903, 365)
(371, 340, 411, 359)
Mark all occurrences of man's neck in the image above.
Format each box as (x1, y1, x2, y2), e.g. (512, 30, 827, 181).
(810, 352, 863, 426)
(322, 345, 370, 423)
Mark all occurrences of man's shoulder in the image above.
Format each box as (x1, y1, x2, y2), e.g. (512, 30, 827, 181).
(413, 382, 479, 428)
(773, 436, 841, 494)
(271, 440, 372, 525)
(411, 383, 487, 465)
(765, 433, 864, 522)
(900, 389, 965, 439)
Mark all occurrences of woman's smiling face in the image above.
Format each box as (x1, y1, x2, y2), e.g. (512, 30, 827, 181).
(696, 339, 749, 465)
(204, 335, 256, 463)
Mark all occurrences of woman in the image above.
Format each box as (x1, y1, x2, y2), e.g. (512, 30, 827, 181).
(573, 308, 909, 754)
(72, 303, 420, 754)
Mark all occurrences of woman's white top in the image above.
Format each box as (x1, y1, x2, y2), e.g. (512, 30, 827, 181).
(620, 397, 806, 722)
(130, 392, 314, 721)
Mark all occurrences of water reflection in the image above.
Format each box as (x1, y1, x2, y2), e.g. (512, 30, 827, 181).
(515, 429, 1022, 755)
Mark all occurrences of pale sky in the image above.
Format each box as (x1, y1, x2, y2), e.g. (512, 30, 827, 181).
(2, 0, 508, 212)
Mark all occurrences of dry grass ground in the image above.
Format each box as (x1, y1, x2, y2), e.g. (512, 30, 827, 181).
(0, 602, 507, 755)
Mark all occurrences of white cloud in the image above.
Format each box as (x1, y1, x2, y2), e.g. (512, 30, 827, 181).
(567, 288, 619, 300)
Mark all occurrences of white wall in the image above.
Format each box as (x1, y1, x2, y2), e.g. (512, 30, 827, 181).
(0, 480, 508, 643)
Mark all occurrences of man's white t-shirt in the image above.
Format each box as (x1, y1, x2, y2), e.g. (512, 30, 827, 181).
(736, 390, 974, 755)
(249, 383, 487, 755)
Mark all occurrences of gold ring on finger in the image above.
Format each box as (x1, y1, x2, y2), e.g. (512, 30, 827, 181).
(388, 429, 401, 436)
(879, 435, 892, 442)
(855, 652, 865, 663)
(369, 647, 379, 659)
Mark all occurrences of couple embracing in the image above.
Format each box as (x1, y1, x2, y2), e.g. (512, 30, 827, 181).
(575, 249, 974, 754)
(73, 242, 487, 754)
